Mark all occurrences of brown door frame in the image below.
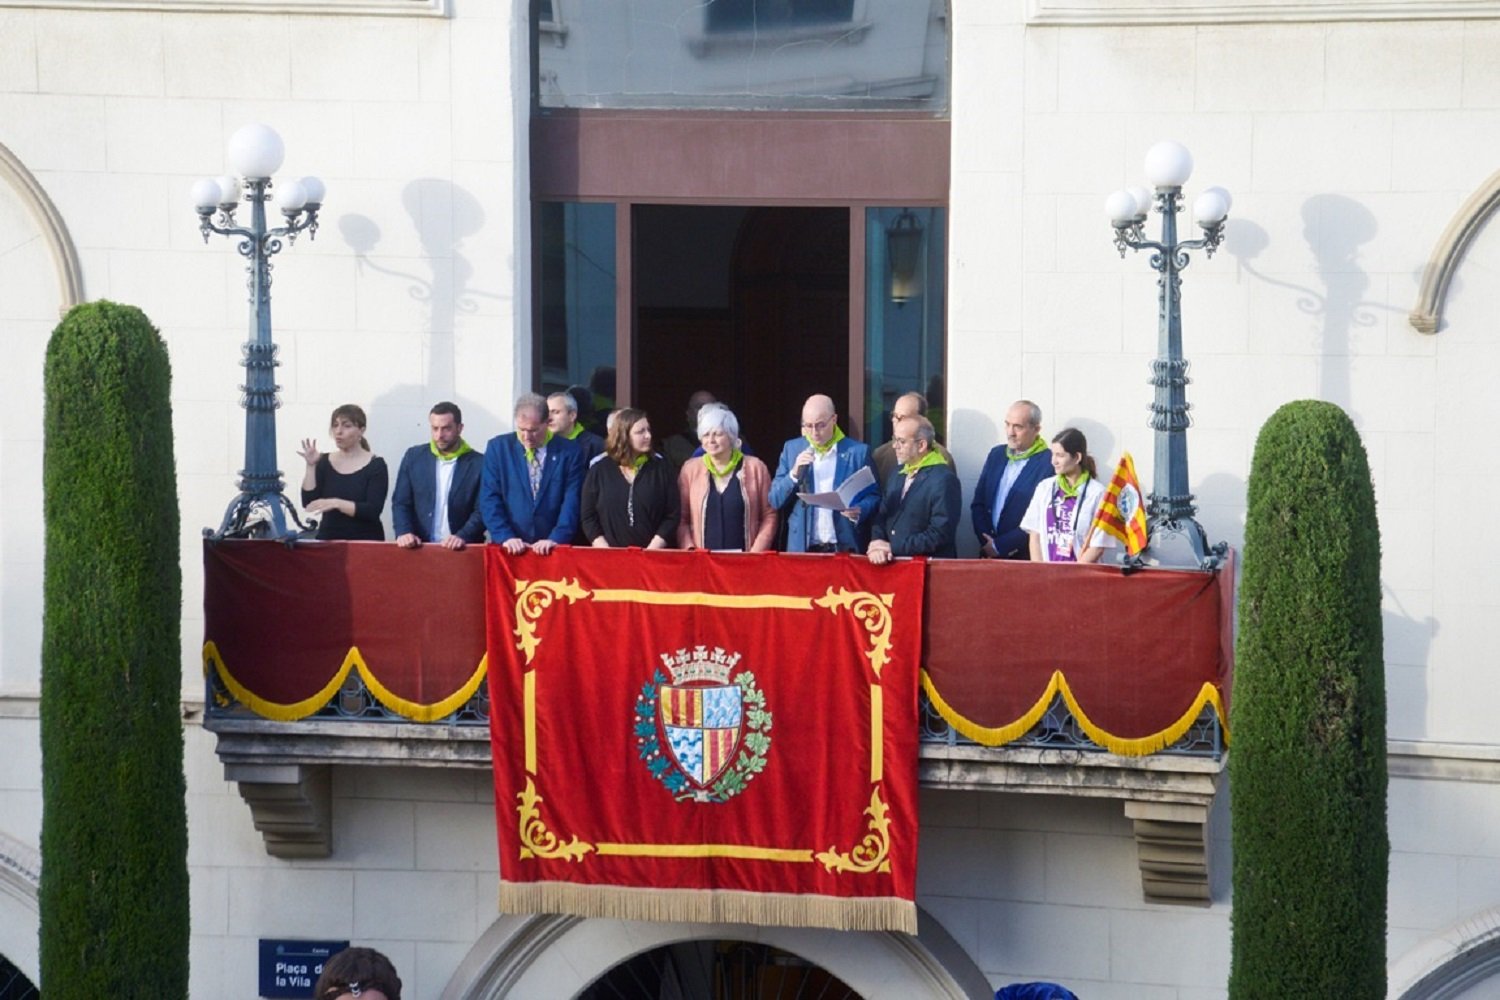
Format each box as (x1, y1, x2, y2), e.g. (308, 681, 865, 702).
(533, 110, 950, 431)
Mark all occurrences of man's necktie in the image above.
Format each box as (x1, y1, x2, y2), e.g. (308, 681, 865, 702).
(528, 452, 542, 499)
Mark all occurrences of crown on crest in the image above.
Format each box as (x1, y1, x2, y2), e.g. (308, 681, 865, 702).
(660, 645, 741, 685)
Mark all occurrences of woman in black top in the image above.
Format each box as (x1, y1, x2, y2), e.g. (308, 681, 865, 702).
(298, 403, 389, 540)
(581, 407, 679, 549)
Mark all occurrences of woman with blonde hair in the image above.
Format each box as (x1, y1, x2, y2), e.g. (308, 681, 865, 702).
(581, 407, 679, 548)
(298, 403, 389, 540)
(677, 403, 777, 552)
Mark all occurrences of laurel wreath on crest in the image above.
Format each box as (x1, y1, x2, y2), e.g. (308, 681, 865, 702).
(633, 668, 773, 804)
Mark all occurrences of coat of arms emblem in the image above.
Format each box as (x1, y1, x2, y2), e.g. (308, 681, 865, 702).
(634, 646, 772, 803)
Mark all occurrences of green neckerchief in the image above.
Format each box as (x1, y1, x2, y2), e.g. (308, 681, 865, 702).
(807, 425, 845, 455)
(704, 449, 744, 478)
(565, 424, 585, 441)
(430, 439, 472, 462)
(521, 429, 553, 462)
(1008, 437, 1048, 462)
(629, 453, 650, 471)
(900, 449, 948, 477)
(1056, 470, 1091, 498)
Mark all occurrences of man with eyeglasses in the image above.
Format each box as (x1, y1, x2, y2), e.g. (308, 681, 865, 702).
(867, 414, 961, 565)
(769, 393, 879, 553)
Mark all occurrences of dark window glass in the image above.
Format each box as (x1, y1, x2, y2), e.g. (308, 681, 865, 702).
(538, 202, 617, 419)
(863, 206, 947, 447)
(706, 0, 855, 32)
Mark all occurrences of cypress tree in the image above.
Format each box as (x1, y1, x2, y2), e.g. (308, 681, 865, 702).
(1229, 400, 1387, 997)
(39, 301, 188, 995)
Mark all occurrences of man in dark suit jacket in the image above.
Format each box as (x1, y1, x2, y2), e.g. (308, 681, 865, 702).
(970, 399, 1052, 559)
(392, 401, 486, 549)
(867, 415, 961, 563)
(548, 390, 605, 465)
(481, 393, 584, 555)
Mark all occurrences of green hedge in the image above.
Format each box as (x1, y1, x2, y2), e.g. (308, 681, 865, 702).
(40, 301, 188, 995)
(1229, 400, 1387, 998)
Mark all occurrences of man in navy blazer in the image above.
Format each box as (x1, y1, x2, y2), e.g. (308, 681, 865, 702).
(868, 415, 961, 563)
(392, 401, 486, 549)
(769, 393, 879, 553)
(481, 393, 584, 555)
(971, 399, 1052, 559)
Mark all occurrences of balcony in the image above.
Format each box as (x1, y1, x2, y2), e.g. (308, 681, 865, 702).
(202, 541, 1233, 905)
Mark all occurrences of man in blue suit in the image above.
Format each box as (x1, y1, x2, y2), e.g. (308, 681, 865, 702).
(970, 399, 1051, 559)
(481, 393, 584, 555)
(769, 393, 879, 553)
(392, 401, 486, 550)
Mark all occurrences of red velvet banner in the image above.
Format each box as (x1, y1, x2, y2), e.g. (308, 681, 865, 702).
(202, 539, 487, 721)
(201, 541, 1231, 751)
(485, 548, 924, 933)
(920, 556, 1234, 754)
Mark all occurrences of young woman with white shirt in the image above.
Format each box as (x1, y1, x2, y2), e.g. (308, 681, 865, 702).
(1020, 427, 1115, 564)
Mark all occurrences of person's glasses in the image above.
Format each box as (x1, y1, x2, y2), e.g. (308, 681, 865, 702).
(801, 418, 833, 432)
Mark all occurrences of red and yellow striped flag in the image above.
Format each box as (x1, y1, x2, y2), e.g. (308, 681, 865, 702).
(1091, 452, 1149, 556)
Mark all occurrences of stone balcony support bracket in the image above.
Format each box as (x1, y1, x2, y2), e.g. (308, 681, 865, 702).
(222, 762, 333, 860)
(919, 745, 1224, 906)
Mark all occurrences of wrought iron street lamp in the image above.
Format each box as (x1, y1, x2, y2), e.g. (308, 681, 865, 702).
(1107, 140, 1230, 569)
(192, 124, 325, 539)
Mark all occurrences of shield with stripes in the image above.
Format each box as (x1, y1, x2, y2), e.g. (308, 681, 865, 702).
(658, 682, 744, 789)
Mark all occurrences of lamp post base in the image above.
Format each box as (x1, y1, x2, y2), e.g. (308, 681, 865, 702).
(1139, 516, 1226, 571)
(207, 491, 315, 541)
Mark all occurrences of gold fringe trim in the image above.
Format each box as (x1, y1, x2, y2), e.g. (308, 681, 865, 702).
(921, 669, 1230, 755)
(498, 881, 917, 935)
(203, 640, 487, 723)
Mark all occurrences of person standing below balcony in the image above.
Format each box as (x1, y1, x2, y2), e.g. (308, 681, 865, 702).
(390, 400, 485, 550)
(971, 399, 1052, 559)
(769, 393, 879, 553)
(677, 403, 778, 552)
(480, 392, 584, 555)
(867, 414, 961, 564)
(1021, 427, 1115, 564)
(314, 946, 402, 1000)
(298, 403, 389, 541)
(582, 407, 679, 549)
(547, 390, 605, 465)
(872, 391, 956, 489)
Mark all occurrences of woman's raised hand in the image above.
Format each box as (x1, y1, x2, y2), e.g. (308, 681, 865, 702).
(297, 438, 322, 467)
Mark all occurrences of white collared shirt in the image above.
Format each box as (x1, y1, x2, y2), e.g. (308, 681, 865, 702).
(433, 454, 456, 542)
(992, 457, 1026, 529)
(811, 446, 837, 544)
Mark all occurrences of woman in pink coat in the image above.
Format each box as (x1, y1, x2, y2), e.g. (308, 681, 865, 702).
(676, 403, 777, 552)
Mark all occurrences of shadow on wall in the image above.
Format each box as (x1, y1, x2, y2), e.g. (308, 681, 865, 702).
(946, 407, 998, 557)
(337, 179, 507, 457)
(1383, 584, 1434, 741)
(1224, 199, 1404, 427)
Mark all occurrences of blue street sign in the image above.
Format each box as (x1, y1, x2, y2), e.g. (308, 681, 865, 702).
(259, 939, 349, 998)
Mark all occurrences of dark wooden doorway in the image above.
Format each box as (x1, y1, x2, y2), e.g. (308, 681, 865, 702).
(634, 205, 850, 457)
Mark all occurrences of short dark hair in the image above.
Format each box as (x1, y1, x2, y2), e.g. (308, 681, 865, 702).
(430, 401, 462, 423)
(314, 946, 402, 1000)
